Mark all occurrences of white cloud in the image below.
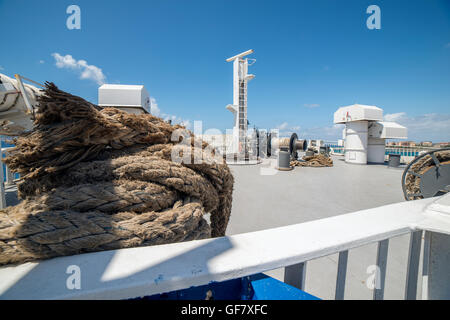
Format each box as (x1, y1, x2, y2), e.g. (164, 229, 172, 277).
(150, 97, 161, 117)
(53, 53, 77, 68)
(383, 112, 406, 122)
(163, 114, 191, 128)
(150, 97, 160, 116)
(39, 60, 45, 64)
(384, 112, 450, 142)
(276, 122, 289, 130)
(304, 103, 320, 108)
(275, 122, 303, 137)
(150, 97, 191, 129)
(300, 124, 345, 141)
(179, 119, 191, 129)
(52, 53, 106, 85)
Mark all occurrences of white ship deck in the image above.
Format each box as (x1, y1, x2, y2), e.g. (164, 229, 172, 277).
(227, 155, 415, 299)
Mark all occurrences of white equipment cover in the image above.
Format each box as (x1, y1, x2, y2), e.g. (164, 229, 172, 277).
(98, 84, 150, 115)
(334, 104, 383, 124)
(0, 73, 41, 135)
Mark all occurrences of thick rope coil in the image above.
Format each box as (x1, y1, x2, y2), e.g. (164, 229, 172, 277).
(404, 150, 450, 200)
(291, 154, 333, 167)
(0, 83, 233, 266)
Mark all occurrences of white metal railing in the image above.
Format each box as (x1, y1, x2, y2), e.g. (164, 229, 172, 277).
(2, 147, 15, 186)
(0, 194, 449, 300)
(0, 146, 16, 209)
(325, 142, 442, 163)
(283, 230, 424, 300)
(324, 141, 344, 156)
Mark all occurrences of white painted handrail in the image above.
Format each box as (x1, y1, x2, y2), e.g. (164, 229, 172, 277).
(0, 195, 449, 300)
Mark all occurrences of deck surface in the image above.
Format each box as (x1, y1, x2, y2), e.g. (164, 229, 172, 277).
(227, 155, 422, 300)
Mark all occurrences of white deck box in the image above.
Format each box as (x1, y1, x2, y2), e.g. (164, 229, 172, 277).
(334, 104, 383, 124)
(98, 84, 150, 114)
(368, 121, 408, 139)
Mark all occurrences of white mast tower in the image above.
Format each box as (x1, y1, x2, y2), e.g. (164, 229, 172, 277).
(226, 49, 255, 157)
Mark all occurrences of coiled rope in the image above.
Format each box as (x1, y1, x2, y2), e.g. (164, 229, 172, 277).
(404, 150, 450, 200)
(291, 154, 333, 167)
(0, 83, 233, 266)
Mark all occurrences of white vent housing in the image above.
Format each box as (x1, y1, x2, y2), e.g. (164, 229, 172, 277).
(334, 104, 383, 124)
(98, 84, 150, 115)
(334, 104, 407, 164)
(368, 121, 407, 139)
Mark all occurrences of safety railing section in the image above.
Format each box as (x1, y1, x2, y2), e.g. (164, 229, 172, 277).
(328, 145, 344, 155)
(281, 231, 425, 300)
(1, 194, 449, 300)
(385, 145, 439, 156)
(1, 138, 16, 181)
(385, 146, 440, 164)
(323, 141, 344, 155)
(280, 194, 450, 300)
(284, 231, 426, 300)
(324, 141, 441, 163)
(1, 149, 16, 183)
(0, 141, 17, 209)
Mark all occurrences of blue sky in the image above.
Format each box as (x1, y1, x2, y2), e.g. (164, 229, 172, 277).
(1, 0, 449, 141)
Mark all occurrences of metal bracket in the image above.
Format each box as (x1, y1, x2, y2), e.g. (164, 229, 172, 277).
(14, 74, 35, 116)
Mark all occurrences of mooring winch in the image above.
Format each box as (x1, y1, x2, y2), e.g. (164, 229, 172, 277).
(267, 132, 307, 160)
(266, 132, 307, 170)
(402, 148, 450, 201)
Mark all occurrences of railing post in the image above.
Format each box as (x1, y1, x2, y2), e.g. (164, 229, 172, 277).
(0, 145, 6, 209)
(5, 165, 14, 186)
(426, 232, 450, 299)
(335, 250, 348, 300)
(284, 262, 306, 291)
(373, 239, 389, 300)
(421, 231, 431, 300)
(405, 230, 422, 300)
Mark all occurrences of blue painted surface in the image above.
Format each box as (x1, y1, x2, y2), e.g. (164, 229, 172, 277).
(137, 273, 320, 300)
(1, 140, 14, 149)
(138, 277, 247, 300)
(250, 274, 320, 300)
